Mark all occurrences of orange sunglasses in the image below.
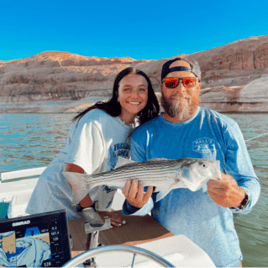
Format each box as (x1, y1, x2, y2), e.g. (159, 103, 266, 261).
(162, 77, 198, 89)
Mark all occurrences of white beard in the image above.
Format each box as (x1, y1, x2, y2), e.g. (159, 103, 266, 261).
(161, 93, 199, 121)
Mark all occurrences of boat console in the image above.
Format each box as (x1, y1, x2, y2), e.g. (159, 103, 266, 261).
(0, 210, 71, 267)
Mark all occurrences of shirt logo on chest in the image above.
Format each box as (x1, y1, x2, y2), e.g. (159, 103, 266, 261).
(192, 138, 216, 154)
(109, 143, 130, 169)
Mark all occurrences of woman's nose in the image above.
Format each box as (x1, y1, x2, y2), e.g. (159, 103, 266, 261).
(131, 89, 140, 98)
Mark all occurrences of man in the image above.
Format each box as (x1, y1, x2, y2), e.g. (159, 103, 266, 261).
(122, 57, 260, 267)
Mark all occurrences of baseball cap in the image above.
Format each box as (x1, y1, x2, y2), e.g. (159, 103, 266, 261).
(161, 57, 201, 81)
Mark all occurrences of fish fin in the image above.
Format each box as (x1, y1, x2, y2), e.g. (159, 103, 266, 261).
(63, 172, 89, 204)
(155, 186, 174, 202)
(155, 173, 188, 202)
(155, 190, 168, 202)
(115, 156, 134, 168)
(148, 158, 168, 161)
(116, 157, 167, 168)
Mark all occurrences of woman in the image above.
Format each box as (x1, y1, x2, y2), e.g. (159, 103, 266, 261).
(26, 67, 159, 226)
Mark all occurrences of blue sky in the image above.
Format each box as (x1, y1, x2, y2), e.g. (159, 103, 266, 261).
(1, 0, 268, 61)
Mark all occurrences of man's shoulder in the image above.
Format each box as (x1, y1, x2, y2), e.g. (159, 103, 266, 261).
(200, 107, 237, 126)
(137, 115, 161, 130)
(132, 116, 161, 135)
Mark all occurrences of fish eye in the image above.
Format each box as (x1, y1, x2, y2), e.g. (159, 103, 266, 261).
(202, 163, 206, 168)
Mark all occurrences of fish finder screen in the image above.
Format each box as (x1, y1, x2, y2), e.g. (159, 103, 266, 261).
(0, 210, 71, 267)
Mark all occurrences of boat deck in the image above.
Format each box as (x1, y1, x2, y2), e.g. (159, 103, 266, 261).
(0, 167, 216, 267)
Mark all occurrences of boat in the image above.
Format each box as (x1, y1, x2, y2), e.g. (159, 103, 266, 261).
(0, 167, 216, 267)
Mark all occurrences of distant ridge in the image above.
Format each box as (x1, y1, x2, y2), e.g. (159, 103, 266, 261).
(0, 34, 268, 113)
(2, 51, 148, 66)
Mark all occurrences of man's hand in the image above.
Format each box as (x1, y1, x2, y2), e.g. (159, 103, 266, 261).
(207, 174, 246, 208)
(98, 211, 126, 227)
(122, 180, 154, 209)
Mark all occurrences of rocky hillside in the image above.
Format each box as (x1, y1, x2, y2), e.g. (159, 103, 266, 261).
(1, 35, 268, 113)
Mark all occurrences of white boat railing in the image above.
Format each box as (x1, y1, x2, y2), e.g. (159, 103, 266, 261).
(0, 167, 46, 182)
(0, 167, 47, 218)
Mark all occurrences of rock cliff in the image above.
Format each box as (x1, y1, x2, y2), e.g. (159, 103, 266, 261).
(1, 35, 268, 113)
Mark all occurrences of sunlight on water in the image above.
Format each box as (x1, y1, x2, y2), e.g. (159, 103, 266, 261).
(0, 112, 267, 267)
(0, 113, 74, 172)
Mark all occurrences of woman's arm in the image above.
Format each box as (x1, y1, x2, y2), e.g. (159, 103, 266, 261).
(65, 163, 93, 208)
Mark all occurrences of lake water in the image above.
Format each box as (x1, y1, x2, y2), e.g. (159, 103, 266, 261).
(0, 112, 267, 267)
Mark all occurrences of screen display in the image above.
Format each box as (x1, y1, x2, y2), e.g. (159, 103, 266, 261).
(0, 210, 71, 267)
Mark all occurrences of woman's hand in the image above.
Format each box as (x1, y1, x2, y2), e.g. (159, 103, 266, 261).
(122, 180, 153, 208)
(98, 211, 126, 227)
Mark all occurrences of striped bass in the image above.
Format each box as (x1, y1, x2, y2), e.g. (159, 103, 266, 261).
(64, 157, 222, 204)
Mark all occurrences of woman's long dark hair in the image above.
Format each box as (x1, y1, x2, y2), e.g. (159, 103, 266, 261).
(73, 67, 159, 125)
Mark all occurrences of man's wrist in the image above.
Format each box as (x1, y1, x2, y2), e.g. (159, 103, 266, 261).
(239, 190, 251, 210)
(231, 189, 251, 210)
(123, 200, 140, 214)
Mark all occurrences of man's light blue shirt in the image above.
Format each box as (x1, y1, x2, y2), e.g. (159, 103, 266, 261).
(123, 107, 260, 267)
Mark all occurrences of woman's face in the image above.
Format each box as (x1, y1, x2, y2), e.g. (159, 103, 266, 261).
(118, 74, 148, 120)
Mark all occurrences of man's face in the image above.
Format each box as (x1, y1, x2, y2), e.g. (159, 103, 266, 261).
(161, 60, 201, 121)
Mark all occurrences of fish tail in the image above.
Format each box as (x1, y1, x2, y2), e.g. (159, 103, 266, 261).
(64, 172, 89, 204)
